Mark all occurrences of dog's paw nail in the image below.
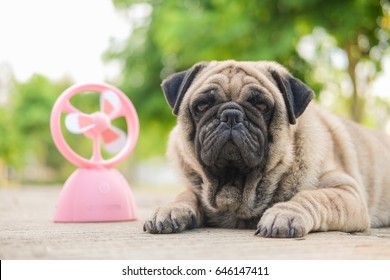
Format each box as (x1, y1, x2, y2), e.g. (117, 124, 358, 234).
(172, 219, 179, 230)
(157, 221, 163, 233)
(143, 223, 147, 232)
(289, 228, 295, 238)
(254, 228, 261, 236)
(260, 228, 268, 237)
(148, 221, 155, 232)
(189, 214, 196, 229)
(271, 227, 278, 237)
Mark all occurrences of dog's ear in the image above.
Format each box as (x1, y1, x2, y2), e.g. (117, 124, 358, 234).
(270, 69, 314, 125)
(161, 62, 207, 115)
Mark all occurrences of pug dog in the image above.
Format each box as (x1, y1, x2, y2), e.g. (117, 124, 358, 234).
(143, 60, 390, 238)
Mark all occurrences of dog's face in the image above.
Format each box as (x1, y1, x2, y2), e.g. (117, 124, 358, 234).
(162, 61, 314, 216)
(189, 67, 274, 177)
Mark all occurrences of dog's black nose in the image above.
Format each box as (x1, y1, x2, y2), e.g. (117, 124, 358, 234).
(220, 108, 244, 126)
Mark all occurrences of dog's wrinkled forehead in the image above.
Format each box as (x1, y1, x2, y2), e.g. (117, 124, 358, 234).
(161, 60, 314, 124)
(197, 65, 269, 101)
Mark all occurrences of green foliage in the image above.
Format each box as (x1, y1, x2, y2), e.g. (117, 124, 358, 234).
(0, 106, 21, 167)
(106, 2, 175, 158)
(2, 75, 73, 181)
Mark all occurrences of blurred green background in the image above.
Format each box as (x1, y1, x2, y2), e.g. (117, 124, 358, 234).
(0, 0, 389, 187)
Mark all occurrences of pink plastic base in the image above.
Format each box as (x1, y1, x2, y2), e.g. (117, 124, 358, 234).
(54, 168, 137, 222)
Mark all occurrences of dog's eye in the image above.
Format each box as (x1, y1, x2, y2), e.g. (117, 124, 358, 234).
(248, 95, 270, 114)
(196, 102, 210, 113)
(193, 92, 215, 115)
(256, 102, 269, 113)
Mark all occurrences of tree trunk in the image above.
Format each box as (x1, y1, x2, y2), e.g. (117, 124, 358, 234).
(346, 44, 365, 123)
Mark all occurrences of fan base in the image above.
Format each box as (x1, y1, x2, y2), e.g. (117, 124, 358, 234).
(54, 168, 137, 222)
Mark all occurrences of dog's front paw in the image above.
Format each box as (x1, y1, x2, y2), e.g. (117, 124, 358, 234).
(143, 203, 198, 234)
(255, 202, 313, 238)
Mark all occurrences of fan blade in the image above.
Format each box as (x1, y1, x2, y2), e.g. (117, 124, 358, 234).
(101, 125, 127, 154)
(101, 90, 120, 118)
(65, 113, 95, 134)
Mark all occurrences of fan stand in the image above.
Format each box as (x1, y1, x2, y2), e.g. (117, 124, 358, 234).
(54, 168, 137, 222)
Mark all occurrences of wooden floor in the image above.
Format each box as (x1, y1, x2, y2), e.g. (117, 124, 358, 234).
(1, 186, 390, 260)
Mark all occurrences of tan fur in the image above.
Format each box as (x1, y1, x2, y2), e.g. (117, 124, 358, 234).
(144, 60, 390, 237)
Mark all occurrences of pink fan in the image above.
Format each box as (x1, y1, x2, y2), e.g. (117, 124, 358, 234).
(50, 83, 139, 222)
